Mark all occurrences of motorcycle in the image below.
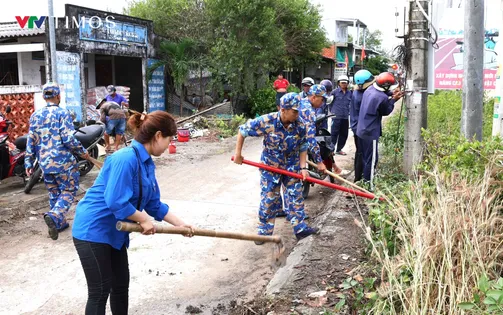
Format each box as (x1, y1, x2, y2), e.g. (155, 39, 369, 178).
(24, 120, 106, 194)
(0, 105, 28, 184)
(302, 113, 337, 199)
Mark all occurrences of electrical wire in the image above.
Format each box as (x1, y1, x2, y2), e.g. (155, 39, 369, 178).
(414, 0, 438, 46)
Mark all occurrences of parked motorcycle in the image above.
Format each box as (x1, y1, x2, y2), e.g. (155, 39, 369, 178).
(0, 105, 28, 184)
(302, 113, 337, 199)
(24, 121, 106, 194)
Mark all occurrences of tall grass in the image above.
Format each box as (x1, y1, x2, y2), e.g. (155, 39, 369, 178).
(364, 151, 503, 314)
(359, 90, 503, 314)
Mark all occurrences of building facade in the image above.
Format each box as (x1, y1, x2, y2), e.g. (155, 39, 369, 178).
(0, 4, 165, 128)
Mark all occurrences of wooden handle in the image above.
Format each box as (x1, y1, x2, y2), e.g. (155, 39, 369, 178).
(306, 160, 372, 195)
(87, 156, 104, 169)
(116, 221, 282, 244)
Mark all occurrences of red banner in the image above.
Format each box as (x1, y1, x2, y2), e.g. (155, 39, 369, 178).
(435, 69, 497, 90)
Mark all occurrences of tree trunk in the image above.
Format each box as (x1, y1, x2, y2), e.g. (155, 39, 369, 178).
(199, 65, 204, 109)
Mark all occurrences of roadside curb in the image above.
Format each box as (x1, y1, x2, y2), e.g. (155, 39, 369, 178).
(265, 192, 359, 296)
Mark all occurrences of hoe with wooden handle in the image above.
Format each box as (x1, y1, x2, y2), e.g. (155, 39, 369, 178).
(116, 221, 286, 263)
(306, 160, 373, 196)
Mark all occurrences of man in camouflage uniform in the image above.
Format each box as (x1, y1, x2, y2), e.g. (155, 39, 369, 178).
(275, 85, 328, 218)
(299, 84, 328, 173)
(25, 82, 89, 240)
(234, 92, 319, 243)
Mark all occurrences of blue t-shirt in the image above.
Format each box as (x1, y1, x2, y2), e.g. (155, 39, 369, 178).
(72, 140, 169, 250)
(106, 93, 128, 106)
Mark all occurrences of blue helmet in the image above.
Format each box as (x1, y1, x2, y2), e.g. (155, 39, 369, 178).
(354, 70, 374, 86)
(42, 82, 61, 99)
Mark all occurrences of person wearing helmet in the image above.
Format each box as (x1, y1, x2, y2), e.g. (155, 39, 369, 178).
(356, 72, 404, 189)
(299, 84, 328, 173)
(25, 82, 89, 240)
(234, 93, 319, 243)
(273, 74, 290, 109)
(351, 70, 374, 182)
(329, 75, 352, 156)
(315, 79, 334, 126)
(299, 77, 315, 98)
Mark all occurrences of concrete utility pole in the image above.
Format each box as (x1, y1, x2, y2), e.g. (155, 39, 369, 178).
(403, 0, 429, 176)
(461, 0, 484, 141)
(48, 0, 58, 83)
(492, 0, 503, 137)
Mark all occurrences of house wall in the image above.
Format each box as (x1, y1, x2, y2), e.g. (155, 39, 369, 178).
(85, 53, 96, 88)
(305, 62, 334, 83)
(0, 36, 47, 85)
(18, 51, 45, 85)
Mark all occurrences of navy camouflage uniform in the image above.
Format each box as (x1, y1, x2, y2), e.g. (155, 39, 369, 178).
(299, 84, 328, 164)
(25, 104, 87, 230)
(239, 93, 309, 236)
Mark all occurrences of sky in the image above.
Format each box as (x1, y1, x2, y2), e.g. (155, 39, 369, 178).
(1, 0, 501, 52)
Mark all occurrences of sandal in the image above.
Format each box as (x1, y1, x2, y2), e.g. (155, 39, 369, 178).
(336, 151, 347, 156)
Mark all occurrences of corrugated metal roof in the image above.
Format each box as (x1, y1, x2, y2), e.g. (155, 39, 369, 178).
(0, 22, 45, 39)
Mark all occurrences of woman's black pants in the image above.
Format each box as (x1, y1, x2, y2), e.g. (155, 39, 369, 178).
(74, 238, 130, 315)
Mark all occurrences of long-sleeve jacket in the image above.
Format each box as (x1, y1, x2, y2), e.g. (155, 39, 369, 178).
(356, 85, 395, 140)
(239, 112, 307, 183)
(73, 140, 169, 250)
(25, 104, 86, 174)
(350, 89, 364, 134)
(299, 98, 322, 163)
(330, 87, 352, 119)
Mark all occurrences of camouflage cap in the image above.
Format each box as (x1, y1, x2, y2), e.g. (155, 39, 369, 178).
(42, 81, 61, 99)
(280, 92, 301, 111)
(307, 84, 328, 99)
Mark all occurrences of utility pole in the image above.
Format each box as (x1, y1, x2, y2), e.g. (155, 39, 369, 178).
(403, 0, 429, 176)
(48, 0, 58, 83)
(492, 0, 503, 137)
(461, 0, 484, 141)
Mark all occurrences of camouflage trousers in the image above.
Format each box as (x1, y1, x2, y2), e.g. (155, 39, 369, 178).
(258, 173, 308, 236)
(43, 167, 79, 230)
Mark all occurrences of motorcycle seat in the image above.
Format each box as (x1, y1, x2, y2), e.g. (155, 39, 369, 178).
(74, 124, 104, 148)
(14, 135, 28, 151)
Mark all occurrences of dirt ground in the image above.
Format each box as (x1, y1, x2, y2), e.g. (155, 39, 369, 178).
(0, 124, 362, 315)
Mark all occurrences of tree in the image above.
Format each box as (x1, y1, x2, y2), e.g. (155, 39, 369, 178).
(126, 0, 211, 46)
(360, 29, 383, 52)
(364, 55, 389, 75)
(148, 39, 198, 115)
(273, 0, 329, 68)
(206, 0, 285, 98)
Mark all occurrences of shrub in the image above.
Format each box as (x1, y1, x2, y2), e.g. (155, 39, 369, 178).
(249, 86, 276, 117)
(214, 114, 247, 138)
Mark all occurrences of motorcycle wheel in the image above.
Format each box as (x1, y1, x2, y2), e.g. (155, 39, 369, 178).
(78, 146, 98, 176)
(24, 166, 42, 194)
(329, 175, 335, 183)
(302, 181, 310, 199)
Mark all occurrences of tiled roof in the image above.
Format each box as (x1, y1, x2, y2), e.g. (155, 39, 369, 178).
(322, 45, 336, 60)
(0, 22, 45, 39)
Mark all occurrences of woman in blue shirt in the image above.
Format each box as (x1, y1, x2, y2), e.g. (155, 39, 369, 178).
(72, 110, 193, 315)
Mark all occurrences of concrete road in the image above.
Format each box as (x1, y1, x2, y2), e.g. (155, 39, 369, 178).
(0, 136, 333, 315)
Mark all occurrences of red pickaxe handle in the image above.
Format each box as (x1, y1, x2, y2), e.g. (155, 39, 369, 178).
(231, 156, 382, 201)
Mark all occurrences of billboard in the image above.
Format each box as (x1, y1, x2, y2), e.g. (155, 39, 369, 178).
(434, 4, 499, 90)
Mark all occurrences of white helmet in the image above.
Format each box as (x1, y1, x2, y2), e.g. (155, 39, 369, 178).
(337, 75, 349, 83)
(301, 77, 315, 86)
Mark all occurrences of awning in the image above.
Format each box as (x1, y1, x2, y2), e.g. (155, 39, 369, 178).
(0, 22, 45, 39)
(0, 43, 44, 53)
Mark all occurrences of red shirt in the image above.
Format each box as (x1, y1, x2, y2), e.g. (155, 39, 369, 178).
(273, 79, 289, 90)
